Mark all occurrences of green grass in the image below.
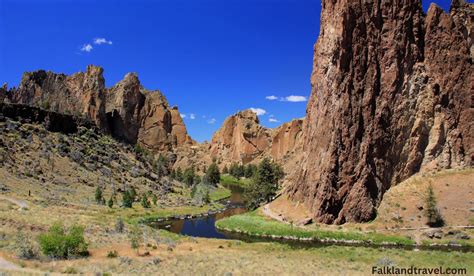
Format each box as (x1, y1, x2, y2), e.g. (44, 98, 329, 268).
(209, 186, 232, 201)
(220, 174, 252, 188)
(107, 202, 225, 225)
(216, 211, 415, 246)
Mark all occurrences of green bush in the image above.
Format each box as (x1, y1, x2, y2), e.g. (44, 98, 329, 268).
(38, 223, 88, 259)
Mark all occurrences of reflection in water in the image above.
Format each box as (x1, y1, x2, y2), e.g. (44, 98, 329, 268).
(153, 183, 247, 239)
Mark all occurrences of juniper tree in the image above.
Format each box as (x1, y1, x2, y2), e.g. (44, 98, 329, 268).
(424, 184, 444, 227)
(95, 187, 103, 204)
(206, 162, 221, 186)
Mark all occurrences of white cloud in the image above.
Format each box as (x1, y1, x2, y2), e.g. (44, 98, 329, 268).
(189, 113, 196, 120)
(281, 95, 307, 102)
(207, 118, 216, 124)
(94, 38, 113, 45)
(80, 44, 93, 52)
(266, 95, 278, 100)
(249, 108, 266, 116)
(180, 113, 186, 118)
(269, 118, 280, 123)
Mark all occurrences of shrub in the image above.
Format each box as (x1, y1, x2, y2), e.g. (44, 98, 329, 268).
(37, 223, 88, 259)
(14, 232, 37, 260)
(107, 250, 119, 258)
(129, 226, 143, 255)
(424, 184, 445, 227)
(152, 194, 158, 206)
(115, 217, 125, 233)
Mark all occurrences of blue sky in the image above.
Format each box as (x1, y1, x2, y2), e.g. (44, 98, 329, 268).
(1, 0, 453, 142)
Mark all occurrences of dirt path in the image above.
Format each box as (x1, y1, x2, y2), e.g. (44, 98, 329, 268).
(0, 195, 29, 209)
(262, 203, 291, 224)
(0, 256, 20, 271)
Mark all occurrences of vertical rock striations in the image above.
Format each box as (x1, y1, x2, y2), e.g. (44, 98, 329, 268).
(8, 65, 194, 152)
(287, 0, 473, 224)
(209, 110, 304, 167)
(210, 110, 272, 164)
(10, 65, 109, 130)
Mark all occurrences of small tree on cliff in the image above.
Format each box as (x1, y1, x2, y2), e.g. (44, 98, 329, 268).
(424, 184, 444, 227)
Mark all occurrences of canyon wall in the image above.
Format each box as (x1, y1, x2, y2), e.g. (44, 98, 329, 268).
(287, 0, 473, 224)
(6, 65, 194, 152)
(209, 110, 304, 167)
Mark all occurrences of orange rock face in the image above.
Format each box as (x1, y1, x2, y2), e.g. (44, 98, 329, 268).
(270, 119, 304, 161)
(209, 110, 304, 168)
(287, 0, 473, 224)
(10, 65, 108, 130)
(210, 110, 271, 164)
(8, 65, 194, 152)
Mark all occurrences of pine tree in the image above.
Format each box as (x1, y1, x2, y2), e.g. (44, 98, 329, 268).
(206, 162, 221, 185)
(222, 165, 229, 174)
(122, 191, 133, 208)
(95, 187, 103, 204)
(176, 167, 183, 182)
(141, 194, 151, 209)
(183, 167, 196, 186)
(170, 169, 176, 180)
(244, 158, 284, 210)
(152, 194, 158, 206)
(424, 184, 444, 227)
(129, 187, 137, 202)
(108, 196, 114, 208)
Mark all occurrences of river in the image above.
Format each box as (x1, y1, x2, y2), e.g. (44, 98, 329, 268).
(152, 183, 247, 239)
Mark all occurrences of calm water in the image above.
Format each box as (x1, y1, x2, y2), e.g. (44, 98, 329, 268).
(153, 184, 247, 239)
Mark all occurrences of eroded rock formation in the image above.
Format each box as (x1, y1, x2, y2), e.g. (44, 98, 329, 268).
(270, 119, 304, 161)
(7, 65, 194, 152)
(210, 110, 272, 164)
(9, 65, 108, 130)
(209, 110, 304, 167)
(287, 0, 473, 224)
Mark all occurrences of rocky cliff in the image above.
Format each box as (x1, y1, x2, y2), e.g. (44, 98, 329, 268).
(270, 119, 304, 161)
(210, 110, 272, 164)
(9, 65, 108, 130)
(287, 0, 473, 224)
(6, 65, 194, 152)
(210, 110, 304, 167)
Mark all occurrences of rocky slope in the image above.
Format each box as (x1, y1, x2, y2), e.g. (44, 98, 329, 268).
(287, 0, 473, 224)
(5, 66, 194, 153)
(209, 110, 304, 167)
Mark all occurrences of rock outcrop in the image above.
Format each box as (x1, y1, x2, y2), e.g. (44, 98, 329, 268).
(209, 110, 304, 168)
(287, 0, 473, 224)
(210, 110, 271, 164)
(9, 65, 108, 130)
(270, 119, 304, 161)
(0, 102, 96, 134)
(7, 65, 194, 152)
(137, 92, 194, 152)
